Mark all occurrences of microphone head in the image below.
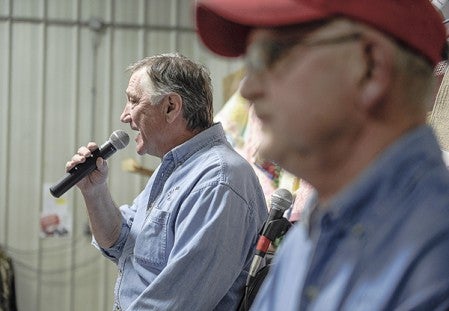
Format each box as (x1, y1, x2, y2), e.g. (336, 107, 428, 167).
(110, 130, 130, 150)
(271, 188, 293, 213)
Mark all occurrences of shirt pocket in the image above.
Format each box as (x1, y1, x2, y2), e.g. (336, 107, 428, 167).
(134, 209, 170, 268)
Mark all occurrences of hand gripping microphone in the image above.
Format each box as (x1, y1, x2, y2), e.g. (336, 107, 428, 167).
(49, 130, 130, 198)
(247, 188, 293, 285)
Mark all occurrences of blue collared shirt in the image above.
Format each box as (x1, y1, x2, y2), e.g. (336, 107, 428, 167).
(251, 125, 449, 311)
(95, 123, 268, 310)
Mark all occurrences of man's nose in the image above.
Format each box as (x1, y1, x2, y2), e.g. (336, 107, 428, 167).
(240, 74, 264, 102)
(120, 104, 131, 123)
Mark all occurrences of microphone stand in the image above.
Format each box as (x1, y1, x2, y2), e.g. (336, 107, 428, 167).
(241, 217, 292, 311)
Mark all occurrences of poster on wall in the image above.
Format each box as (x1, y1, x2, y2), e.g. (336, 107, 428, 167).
(40, 183, 72, 237)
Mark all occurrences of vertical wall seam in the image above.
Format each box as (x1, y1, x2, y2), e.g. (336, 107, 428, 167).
(36, 0, 49, 309)
(70, 0, 82, 309)
(3, 0, 13, 250)
(102, 0, 115, 307)
(174, 0, 180, 51)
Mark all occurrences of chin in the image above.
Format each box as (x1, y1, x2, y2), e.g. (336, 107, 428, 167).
(135, 144, 146, 155)
(259, 142, 275, 161)
(261, 140, 288, 164)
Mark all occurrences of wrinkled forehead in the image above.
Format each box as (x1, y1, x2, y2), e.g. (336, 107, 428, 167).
(126, 68, 153, 98)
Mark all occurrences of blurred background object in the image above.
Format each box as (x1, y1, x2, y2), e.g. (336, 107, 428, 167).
(121, 158, 154, 177)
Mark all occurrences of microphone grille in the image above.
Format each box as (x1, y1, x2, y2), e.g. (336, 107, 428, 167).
(271, 188, 293, 212)
(110, 130, 130, 150)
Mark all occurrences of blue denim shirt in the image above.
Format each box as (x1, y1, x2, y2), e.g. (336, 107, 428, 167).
(252, 125, 449, 311)
(95, 123, 268, 310)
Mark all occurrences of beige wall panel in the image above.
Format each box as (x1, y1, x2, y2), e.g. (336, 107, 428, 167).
(146, 0, 177, 26)
(38, 24, 80, 310)
(12, 0, 44, 18)
(0, 0, 10, 15)
(47, 0, 78, 20)
(39, 266, 71, 309)
(72, 244, 114, 311)
(177, 0, 194, 28)
(44, 25, 79, 182)
(0, 21, 10, 246)
(80, 0, 110, 23)
(145, 30, 177, 56)
(114, 0, 144, 24)
(14, 266, 39, 310)
(8, 22, 43, 311)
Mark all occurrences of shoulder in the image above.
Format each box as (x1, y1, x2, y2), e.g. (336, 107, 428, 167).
(188, 140, 260, 185)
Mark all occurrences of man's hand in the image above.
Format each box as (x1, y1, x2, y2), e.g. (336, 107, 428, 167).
(65, 142, 109, 192)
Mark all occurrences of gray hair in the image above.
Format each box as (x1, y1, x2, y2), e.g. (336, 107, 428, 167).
(393, 44, 436, 112)
(127, 53, 214, 131)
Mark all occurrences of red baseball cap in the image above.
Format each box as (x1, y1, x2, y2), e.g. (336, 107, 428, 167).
(195, 0, 446, 66)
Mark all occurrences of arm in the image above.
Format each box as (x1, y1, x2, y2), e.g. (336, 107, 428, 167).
(66, 143, 122, 248)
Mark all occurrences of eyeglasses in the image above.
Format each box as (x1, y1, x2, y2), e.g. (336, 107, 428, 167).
(245, 32, 363, 75)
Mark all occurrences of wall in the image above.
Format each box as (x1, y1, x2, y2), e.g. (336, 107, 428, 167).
(0, 0, 243, 310)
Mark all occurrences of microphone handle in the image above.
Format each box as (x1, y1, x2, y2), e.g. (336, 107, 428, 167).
(49, 142, 116, 198)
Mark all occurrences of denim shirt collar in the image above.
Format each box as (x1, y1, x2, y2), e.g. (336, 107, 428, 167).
(162, 122, 228, 168)
(306, 125, 442, 238)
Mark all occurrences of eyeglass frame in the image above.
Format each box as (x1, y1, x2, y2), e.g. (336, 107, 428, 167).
(245, 32, 363, 75)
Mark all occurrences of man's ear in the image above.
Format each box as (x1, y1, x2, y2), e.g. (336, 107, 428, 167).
(359, 36, 395, 110)
(164, 93, 183, 123)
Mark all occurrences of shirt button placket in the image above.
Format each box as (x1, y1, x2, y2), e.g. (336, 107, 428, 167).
(305, 285, 319, 303)
(351, 223, 366, 240)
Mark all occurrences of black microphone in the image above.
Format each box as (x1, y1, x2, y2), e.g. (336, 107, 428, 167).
(49, 130, 130, 198)
(247, 188, 293, 283)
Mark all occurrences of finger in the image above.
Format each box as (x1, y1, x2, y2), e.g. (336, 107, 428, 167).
(66, 160, 79, 172)
(72, 153, 87, 163)
(77, 146, 92, 157)
(86, 142, 99, 151)
(96, 157, 108, 173)
(65, 154, 86, 171)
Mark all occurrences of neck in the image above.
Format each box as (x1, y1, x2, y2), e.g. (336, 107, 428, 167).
(158, 125, 204, 159)
(288, 115, 425, 204)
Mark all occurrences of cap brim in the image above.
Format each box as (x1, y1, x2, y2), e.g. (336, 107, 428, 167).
(195, 0, 327, 57)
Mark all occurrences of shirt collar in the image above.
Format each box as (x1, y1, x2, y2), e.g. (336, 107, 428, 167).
(162, 122, 228, 168)
(304, 125, 442, 237)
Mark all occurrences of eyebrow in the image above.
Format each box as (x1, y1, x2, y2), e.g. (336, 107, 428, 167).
(125, 90, 137, 99)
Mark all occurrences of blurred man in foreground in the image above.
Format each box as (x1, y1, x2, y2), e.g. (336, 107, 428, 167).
(196, 0, 449, 309)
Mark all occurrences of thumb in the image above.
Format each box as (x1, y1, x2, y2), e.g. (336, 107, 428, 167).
(96, 157, 108, 173)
